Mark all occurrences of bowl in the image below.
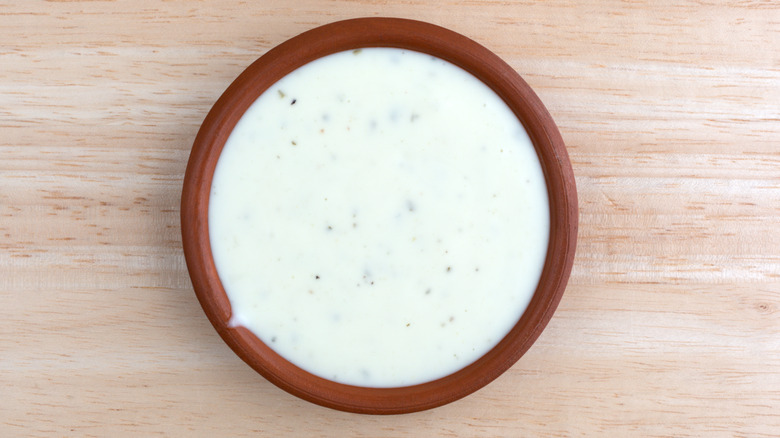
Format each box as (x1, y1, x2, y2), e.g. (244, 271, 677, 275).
(181, 17, 577, 414)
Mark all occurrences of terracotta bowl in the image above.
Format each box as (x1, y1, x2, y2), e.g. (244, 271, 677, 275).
(181, 17, 577, 415)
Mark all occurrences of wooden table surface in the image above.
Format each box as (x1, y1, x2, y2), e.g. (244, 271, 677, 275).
(2, 1, 779, 436)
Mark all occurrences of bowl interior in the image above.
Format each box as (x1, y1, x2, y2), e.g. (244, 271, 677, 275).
(181, 17, 578, 415)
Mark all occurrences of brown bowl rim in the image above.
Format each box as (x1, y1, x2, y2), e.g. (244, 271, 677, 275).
(181, 17, 578, 415)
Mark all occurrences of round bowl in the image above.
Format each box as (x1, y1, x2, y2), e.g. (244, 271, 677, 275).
(181, 17, 577, 415)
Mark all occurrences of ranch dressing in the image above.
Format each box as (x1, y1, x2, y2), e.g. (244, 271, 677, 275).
(209, 48, 549, 387)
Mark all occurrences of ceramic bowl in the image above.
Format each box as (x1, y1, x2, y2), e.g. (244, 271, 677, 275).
(181, 17, 577, 414)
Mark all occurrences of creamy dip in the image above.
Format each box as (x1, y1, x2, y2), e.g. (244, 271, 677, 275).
(209, 48, 549, 387)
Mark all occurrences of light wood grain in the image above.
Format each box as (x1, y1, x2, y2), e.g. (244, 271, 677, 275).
(2, 0, 779, 436)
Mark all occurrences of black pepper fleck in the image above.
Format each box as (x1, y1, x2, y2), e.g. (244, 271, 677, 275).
(315, 275, 320, 280)
(290, 98, 297, 105)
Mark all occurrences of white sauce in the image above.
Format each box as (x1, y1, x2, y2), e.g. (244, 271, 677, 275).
(209, 48, 549, 387)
